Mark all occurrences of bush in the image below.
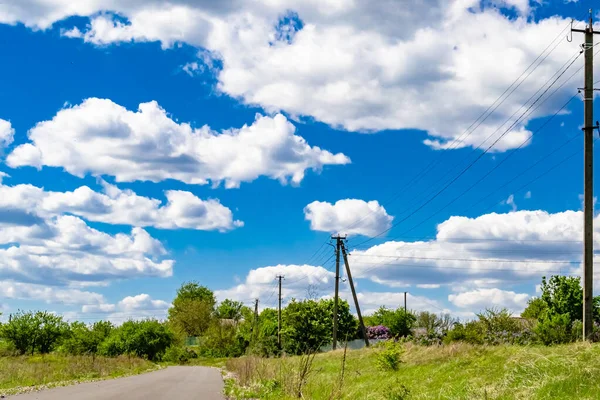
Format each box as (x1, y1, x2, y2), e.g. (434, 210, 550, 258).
(375, 341, 404, 371)
(98, 319, 175, 361)
(367, 325, 391, 340)
(61, 321, 113, 356)
(367, 307, 416, 338)
(535, 313, 572, 345)
(198, 320, 246, 358)
(383, 382, 411, 400)
(162, 345, 197, 363)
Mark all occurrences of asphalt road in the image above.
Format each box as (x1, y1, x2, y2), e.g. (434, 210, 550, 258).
(10, 366, 225, 400)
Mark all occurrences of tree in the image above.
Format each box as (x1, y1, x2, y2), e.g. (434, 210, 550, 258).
(63, 320, 113, 356)
(168, 299, 213, 337)
(168, 282, 215, 337)
(0, 311, 67, 355)
(368, 307, 416, 338)
(281, 299, 357, 355)
(0, 310, 38, 354)
(540, 276, 583, 322)
(174, 281, 215, 307)
(521, 297, 548, 320)
(215, 299, 247, 322)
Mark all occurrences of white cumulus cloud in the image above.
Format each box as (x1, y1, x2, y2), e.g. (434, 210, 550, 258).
(0, 179, 242, 231)
(0, 281, 106, 305)
(0, 119, 14, 149)
(448, 288, 530, 313)
(0, 1, 591, 151)
(304, 199, 393, 237)
(7, 98, 350, 188)
(349, 210, 590, 289)
(0, 214, 173, 286)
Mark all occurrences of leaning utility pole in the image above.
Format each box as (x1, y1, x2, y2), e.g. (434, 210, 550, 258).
(404, 291, 408, 313)
(572, 11, 600, 340)
(331, 235, 345, 350)
(340, 241, 369, 347)
(276, 275, 284, 348)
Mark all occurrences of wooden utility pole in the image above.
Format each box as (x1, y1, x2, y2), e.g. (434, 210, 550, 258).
(572, 11, 600, 340)
(276, 275, 284, 348)
(404, 291, 407, 313)
(331, 235, 345, 350)
(252, 298, 259, 341)
(340, 241, 369, 347)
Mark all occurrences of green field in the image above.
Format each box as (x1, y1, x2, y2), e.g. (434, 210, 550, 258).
(0, 354, 157, 396)
(225, 342, 600, 399)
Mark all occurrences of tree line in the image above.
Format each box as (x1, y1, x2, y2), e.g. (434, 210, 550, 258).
(0, 275, 597, 361)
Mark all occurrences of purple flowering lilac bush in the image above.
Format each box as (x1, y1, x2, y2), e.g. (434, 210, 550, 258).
(367, 325, 391, 340)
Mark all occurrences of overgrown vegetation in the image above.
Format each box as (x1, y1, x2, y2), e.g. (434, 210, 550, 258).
(225, 342, 600, 399)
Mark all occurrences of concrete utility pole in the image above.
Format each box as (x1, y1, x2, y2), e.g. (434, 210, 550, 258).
(276, 275, 284, 348)
(331, 235, 344, 350)
(340, 241, 369, 347)
(404, 291, 407, 313)
(572, 11, 600, 340)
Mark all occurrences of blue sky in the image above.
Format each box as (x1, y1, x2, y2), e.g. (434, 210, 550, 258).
(0, 0, 598, 321)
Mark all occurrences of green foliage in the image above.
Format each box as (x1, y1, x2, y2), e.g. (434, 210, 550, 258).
(198, 320, 246, 358)
(540, 276, 583, 322)
(415, 312, 455, 335)
(383, 381, 411, 400)
(375, 341, 404, 371)
(247, 308, 279, 357)
(215, 299, 248, 321)
(281, 299, 358, 355)
(367, 307, 416, 338)
(174, 281, 216, 307)
(168, 282, 215, 338)
(61, 321, 113, 356)
(168, 298, 213, 337)
(444, 309, 532, 345)
(98, 319, 174, 361)
(535, 313, 573, 345)
(162, 345, 197, 364)
(0, 311, 68, 355)
(521, 297, 548, 320)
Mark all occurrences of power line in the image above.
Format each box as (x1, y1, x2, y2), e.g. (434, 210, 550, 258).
(335, 20, 578, 235)
(353, 50, 583, 249)
(348, 254, 582, 264)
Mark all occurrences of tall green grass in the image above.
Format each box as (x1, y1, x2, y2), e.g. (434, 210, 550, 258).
(0, 354, 156, 396)
(225, 342, 600, 399)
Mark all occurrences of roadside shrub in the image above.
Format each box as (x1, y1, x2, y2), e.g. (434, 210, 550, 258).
(535, 313, 572, 345)
(198, 320, 246, 358)
(367, 325, 391, 340)
(162, 345, 197, 363)
(98, 319, 175, 361)
(375, 341, 404, 371)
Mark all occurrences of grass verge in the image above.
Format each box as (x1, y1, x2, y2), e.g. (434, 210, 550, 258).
(225, 342, 600, 399)
(0, 354, 159, 396)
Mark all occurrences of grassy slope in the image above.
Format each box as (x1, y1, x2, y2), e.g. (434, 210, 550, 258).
(226, 342, 600, 399)
(0, 354, 157, 396)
